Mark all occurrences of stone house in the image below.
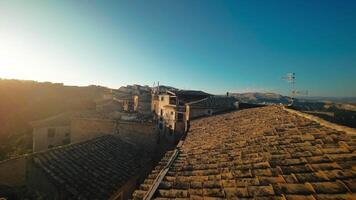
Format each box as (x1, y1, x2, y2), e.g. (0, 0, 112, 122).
(70, 113, 159, 155)
(120, 95, 136, 112)
(134, 94, 152, 115)
(30, 112, 72, 152)
(153, 90, 210, 143)
(151, 90, 239, 144)
(31, 109, 159, 154)
(185, 95, 238, 121)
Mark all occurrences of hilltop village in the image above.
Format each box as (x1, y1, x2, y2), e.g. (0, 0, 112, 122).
(0, 84, 355, 199)
(0, 84, 238, 199)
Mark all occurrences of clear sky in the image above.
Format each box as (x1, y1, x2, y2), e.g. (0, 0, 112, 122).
(0, 0, 355, 96)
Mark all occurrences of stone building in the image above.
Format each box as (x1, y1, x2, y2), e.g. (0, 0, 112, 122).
(118, 95, 136, 112)
(133, 106, 356, 199)
(115, 85, 152, 115)
(153, 90, 210, 143)
(185, 95, 238, 121)
(31, 109, 158, 154)
(30, 112, 72, 152)
(134, 94, 152, 115)
(70, 114, 159, 155)
(0, 135, 151, 199)
(152, 90, 238, 144)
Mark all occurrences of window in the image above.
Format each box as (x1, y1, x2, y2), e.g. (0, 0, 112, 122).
(171, 111, 174, 115)
(160, 96, 164, 101)
(48, 128, 55, 138)
(169, 96, 177, 105)
(160, 109, 163, 116)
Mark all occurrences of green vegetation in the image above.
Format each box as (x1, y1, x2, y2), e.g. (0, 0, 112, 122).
(0, 79, 109, 160)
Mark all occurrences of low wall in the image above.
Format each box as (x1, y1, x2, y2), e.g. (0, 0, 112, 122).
(283, 107, 356, 135)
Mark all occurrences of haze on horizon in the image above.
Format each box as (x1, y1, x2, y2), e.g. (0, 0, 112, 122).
(0, 0, 355, 97)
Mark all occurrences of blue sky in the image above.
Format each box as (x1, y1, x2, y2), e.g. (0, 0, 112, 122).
(0, 0, 355, 96)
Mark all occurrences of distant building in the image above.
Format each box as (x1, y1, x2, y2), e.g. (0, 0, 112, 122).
(115, 86, 152, 115)
(153, 90, 210, 143)
(30, 112, 72, 152)
(134, 94, 152, 115)
(151, 90, 239, 144)
(117, 95, 136, 112)
(186, 95, 238, 120)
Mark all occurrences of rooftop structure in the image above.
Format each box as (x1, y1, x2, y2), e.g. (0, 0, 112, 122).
(133, 106, 356, 199)
(167, 90, 211, 105)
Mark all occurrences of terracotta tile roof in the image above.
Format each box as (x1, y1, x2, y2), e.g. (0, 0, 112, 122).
(32, 135, 144, 199)
(133, 106, 356, 199)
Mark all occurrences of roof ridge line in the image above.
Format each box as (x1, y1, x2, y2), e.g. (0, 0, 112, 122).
(142, 148, 180, 200)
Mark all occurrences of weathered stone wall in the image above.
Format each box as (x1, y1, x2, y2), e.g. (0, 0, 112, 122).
(117, 121, 159, 154)
(152, 97, 159, 114)
(157, 95, 170, 116)
(187, 106, 233, 120)
(138, 101, 152, 115)
(33, 126, 70, 152)
(71, 118, 116, 144)
(187, 107, 211, 120)
(0, 156, 27, 187)
(71, 118, 159, 153)
(162, 106, 176, 129)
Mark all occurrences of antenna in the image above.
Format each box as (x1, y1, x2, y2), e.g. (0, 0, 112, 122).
(282, 72, 296, 104)
(282, 73, 309, 105)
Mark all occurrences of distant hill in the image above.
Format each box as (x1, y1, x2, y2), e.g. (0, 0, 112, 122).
(0, 79, 110, 160)
(230, 92, 292, 105)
